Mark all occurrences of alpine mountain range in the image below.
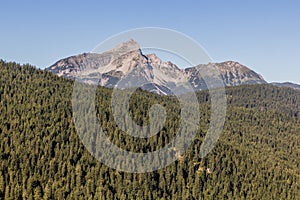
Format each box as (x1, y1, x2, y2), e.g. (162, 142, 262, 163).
(46, 39, 299, 95)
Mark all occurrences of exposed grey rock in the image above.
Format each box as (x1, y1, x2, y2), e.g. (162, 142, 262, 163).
(46, 40, 267, 95)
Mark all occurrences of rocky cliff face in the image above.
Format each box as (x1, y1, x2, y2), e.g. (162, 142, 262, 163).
(46, 40, 267, 95)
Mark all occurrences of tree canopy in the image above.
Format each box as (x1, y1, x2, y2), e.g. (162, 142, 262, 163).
(0, 60, 299, 199)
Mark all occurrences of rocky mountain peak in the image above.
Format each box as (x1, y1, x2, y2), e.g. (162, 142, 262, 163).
(107, 39, 140, 55)
(146, 53, 161, 63)
(212, 61, 266, 86)
(221, 60, 241, 65)
(217, 61, 250, 70)
(46, 40, 268, 95)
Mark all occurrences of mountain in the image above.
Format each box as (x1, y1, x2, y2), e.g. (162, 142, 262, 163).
(185, 61, 266, 91)
(46, 40, 266, 95)
(271, 82, 300, 91)
(1, 60, 299, 199)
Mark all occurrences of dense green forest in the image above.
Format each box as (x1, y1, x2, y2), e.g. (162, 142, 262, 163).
(0, 60, 299, 199)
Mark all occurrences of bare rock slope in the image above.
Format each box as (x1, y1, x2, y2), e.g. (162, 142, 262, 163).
(46, 40, 267, 95)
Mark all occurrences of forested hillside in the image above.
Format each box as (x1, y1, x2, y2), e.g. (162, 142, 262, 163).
(0, 60, 299, 199)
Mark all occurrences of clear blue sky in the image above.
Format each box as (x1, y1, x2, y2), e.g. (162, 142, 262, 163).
(1, 0, 299, 84)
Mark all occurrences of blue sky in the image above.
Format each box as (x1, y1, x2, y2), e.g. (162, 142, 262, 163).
(0, 0, 299, 84)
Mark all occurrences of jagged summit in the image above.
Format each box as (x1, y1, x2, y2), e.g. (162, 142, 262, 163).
(217, 61, 259, 74)
(146, 53, 161, 63)
(106, 39, 140, 55)
(210, 61, 266, 86)
(46, 40, 267, 95)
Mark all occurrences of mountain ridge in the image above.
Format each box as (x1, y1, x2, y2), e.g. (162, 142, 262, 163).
(271, 82, 300, 91)
(46, 39, 300, 94)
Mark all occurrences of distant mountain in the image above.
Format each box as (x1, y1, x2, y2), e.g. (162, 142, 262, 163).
(46, 40, 267, 95)
(186, 61, 266, 91)
(271, 82, 300, 91)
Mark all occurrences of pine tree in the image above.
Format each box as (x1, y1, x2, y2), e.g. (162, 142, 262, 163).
(43, 183, 52, 200)
(33, 186, 42, 200)
(0, 174, 4, 197)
